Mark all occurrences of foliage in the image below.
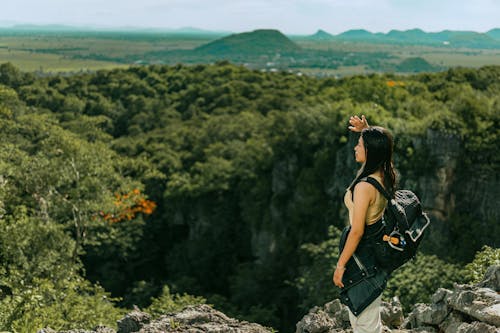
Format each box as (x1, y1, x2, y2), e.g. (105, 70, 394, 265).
(99, 189, 156, 223)
(2, 277, 123, 333)
(384, 254, 463, 312)
(293, 226, 343, 312)
(0, 63, 498, 332)
(0, 207, 123, 332)
(463, 246, 500, 284)
(145, 285, 206, 319)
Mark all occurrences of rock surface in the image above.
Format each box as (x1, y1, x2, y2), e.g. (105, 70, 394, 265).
(39, 304, 272, 333)
(296, 265, 500, 333)
(295, 298, 405, 333)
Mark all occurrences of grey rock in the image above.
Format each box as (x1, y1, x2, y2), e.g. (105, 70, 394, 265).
(439, 310, 466, 333)
(448, 286, 500, 327)
(380, 297, 404, 328)
(430, 288, 453, 304)
(410, 327, 438, 333)
(139, 304, 272, 333)
(324, 299, 351, 327)
(117, 310, 151, 333)
(453, 321, 499, 333)
(477, 265, 500, 292)
(388, 328, 428, 332)
(402, 265, 500, 333)
(295, 298, 403, 333)
(404, 302, 449, 327)
(295, 304, 338, 333)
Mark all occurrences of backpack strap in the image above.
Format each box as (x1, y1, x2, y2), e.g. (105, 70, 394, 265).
(351, 177, 393, 201)
(364, 177, 392, 201)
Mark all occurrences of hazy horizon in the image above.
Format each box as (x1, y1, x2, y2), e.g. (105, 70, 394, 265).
(1, 0, 499, 35)
(1, 22, 499, 36)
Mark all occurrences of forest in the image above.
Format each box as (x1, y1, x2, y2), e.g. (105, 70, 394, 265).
(0, 62, 498, 332)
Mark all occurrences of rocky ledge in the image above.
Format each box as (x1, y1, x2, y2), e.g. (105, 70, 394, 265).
(296, 265, 500, 333)
(39, 304, 273, 333)
(40, 266, 499, 333)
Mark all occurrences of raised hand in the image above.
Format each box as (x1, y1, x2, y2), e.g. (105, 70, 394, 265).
(348, 115, 369, 132)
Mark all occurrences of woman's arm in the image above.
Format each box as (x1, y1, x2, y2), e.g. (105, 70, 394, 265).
(348, 115, 369, 132)
(333, 182, 373, 288)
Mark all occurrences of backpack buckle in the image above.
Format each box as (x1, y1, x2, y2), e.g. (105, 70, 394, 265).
(383, 230, 405, 251)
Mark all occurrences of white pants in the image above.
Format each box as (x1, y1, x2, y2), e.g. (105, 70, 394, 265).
(348, 295, 382, 333)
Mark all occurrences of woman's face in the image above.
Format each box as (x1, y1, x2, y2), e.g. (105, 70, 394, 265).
(354, 136, 366, 163)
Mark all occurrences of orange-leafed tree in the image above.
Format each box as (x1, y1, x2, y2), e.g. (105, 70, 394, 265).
(99, 189, 156, 224)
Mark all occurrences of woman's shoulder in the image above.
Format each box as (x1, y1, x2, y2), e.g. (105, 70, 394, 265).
(352, 181, 377, 196)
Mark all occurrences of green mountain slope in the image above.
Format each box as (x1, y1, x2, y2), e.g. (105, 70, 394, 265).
(194, 29, 301, 55)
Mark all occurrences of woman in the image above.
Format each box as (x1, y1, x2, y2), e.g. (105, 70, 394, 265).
(333, 115, 396, 333)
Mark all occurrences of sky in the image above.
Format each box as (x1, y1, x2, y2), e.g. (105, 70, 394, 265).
(1, 0, 499, 35)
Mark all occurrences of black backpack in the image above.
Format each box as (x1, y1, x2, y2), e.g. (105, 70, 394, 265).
(361, 177, 431, 273)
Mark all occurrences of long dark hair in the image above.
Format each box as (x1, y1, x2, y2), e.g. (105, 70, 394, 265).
(349, 126, 396, 197)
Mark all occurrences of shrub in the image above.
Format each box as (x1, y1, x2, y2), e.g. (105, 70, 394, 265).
(463, 246, 500, 284)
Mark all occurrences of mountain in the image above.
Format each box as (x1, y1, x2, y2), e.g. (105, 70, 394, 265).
(432, 30, 499, 48)
(336, 29, 377, 40)
(387, 28, 427, 40)
(195, 29, 301, 55)
(331, 28, 500, 48)
(308, 29, 335, 40)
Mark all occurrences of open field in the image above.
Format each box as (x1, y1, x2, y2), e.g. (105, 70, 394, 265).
(294, 39, 500, 68)
(421, 50, 500, 67)
(0, 31, 218, 72)
(297, 65, 369, 77)
(0, 34, 215, 56)
(0, 47, 127, 72)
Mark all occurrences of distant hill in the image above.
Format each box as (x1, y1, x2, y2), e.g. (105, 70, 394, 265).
(387, 28, 428, 40)
(396, 57, 437, 72)
(195, 29, 301, 55)
(6, 24, 86, 31)
(308, 29, 334, 40)
(336, 29, 378, 40)
(0, 24, 230, 36)
(331, 28, 500, 49)
(486, 28, 500, 40)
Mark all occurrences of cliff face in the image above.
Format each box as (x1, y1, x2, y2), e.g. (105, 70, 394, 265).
(416, 129, 499, 259)
(170, 128, 497, 271)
